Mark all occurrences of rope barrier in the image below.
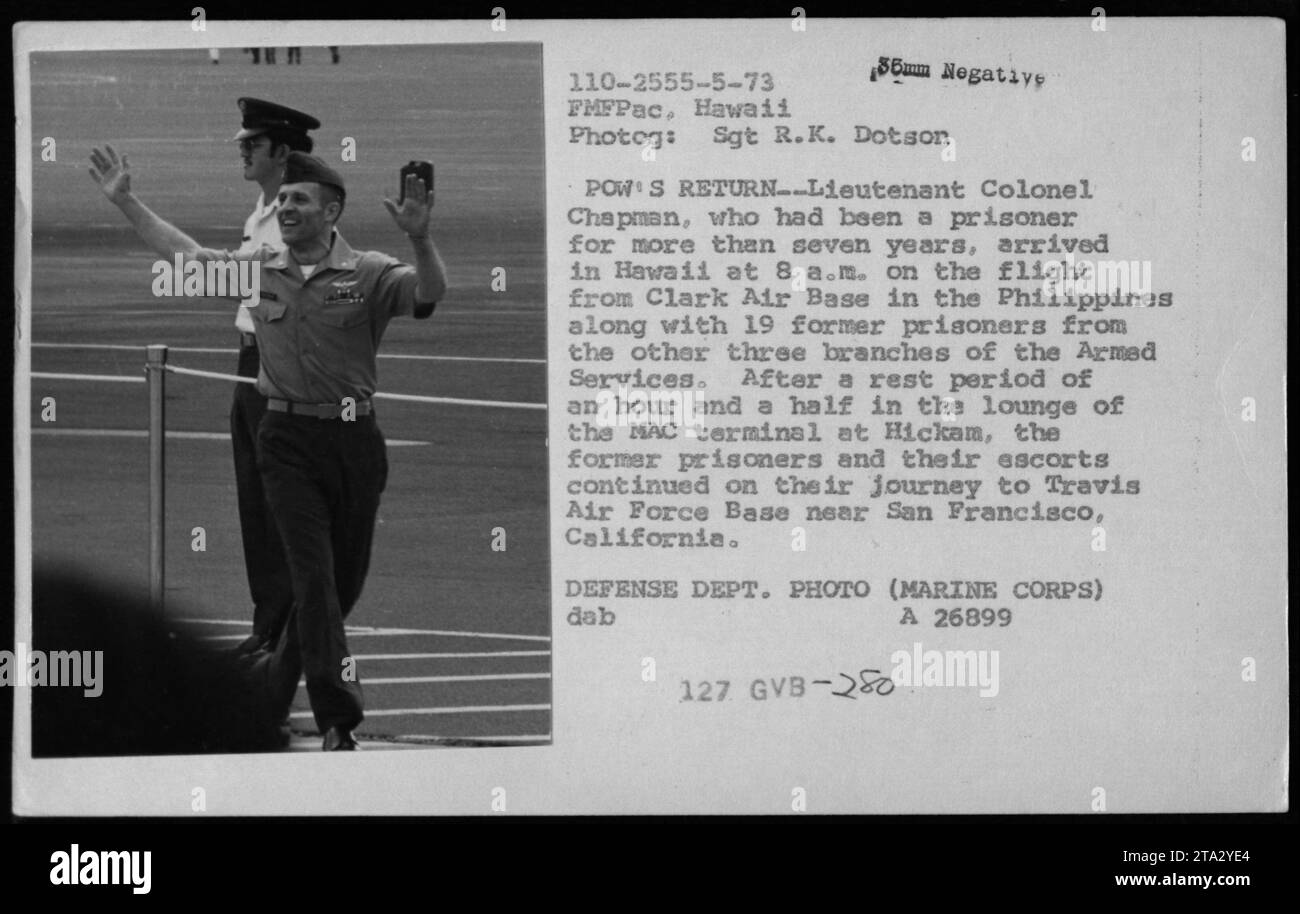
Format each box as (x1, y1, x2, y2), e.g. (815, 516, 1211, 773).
(33, 343, 546, 613)
(374, 391, 546, 410)
(32, 371, 145, 384)
(165, 364, 254, 384)
(162, 362, 546, 410)
(32, 364, 547, 410)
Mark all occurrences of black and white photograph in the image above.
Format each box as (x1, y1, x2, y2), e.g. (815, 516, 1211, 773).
(8, 12, 1289, 852)
(18, 37, 549, 758)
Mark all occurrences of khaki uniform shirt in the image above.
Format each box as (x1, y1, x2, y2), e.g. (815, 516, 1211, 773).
(204, 230, 435, 403)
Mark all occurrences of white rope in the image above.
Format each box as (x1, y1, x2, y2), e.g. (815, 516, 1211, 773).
(373, 391, 546, 410)
(34, 363, 544, 410)
(163, 363, 546, 410)
(31, 371, 144, 384)
(164, 364, 254, 384)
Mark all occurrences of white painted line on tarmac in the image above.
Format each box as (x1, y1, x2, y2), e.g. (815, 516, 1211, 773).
(34, 342, 544, 364)
(35, 310, 235, 316)
(344, 626, 551, 642)
(33, 429, 429, 446)
(395, 734, 552, 742)
(185, 619, 551, 644)
(32, 430, 234, 441)
(289, 703, 551, 718)
(380, 353, 545, 365)
(353, 651, 551, 660)
(298, 673, 550, 685)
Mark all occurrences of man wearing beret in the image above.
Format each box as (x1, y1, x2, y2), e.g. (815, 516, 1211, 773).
(89, 149, 448, 750)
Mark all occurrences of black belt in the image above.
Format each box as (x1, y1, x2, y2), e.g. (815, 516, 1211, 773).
(267, 398, 373, 419)
(239, 332, 258, 349)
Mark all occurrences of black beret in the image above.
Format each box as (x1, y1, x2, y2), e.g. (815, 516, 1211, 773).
(233, 97, 321, 141)
(282, 152, 346, 199)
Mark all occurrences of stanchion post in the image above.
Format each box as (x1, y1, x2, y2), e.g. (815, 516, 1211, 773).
(146, 344, 167, 615)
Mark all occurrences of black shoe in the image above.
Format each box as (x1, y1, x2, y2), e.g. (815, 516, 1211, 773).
(323, 726, 359, 751)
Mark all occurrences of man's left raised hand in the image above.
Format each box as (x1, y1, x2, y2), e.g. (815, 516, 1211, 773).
(383, 174, 433, 237)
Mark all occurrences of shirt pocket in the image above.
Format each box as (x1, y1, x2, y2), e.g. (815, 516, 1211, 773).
(317, 300, 370, 330)
(254, 300, 288, 323)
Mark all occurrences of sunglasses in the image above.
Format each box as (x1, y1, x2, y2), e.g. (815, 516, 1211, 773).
(238, 137, 271, 153)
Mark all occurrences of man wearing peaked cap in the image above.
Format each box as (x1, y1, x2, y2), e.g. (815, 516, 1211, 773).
(89, 136, 449, 751)
(233, 97, 322, 142)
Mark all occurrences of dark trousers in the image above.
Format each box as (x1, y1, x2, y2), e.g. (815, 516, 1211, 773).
(232, 344, 295, 645)
(256, 411, 388, 733)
